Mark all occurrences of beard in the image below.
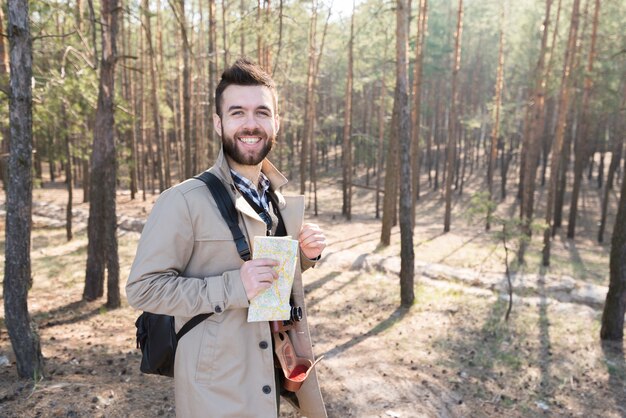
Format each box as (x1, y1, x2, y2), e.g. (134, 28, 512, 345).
(222, 127, 275, 166)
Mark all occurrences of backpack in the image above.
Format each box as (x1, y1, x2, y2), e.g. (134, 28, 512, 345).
(135, 171, 251, 377)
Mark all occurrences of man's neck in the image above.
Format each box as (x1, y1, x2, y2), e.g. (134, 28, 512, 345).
(226, 156, 263, 188)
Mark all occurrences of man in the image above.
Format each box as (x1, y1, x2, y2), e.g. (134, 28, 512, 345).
(126, 58, 327, 418)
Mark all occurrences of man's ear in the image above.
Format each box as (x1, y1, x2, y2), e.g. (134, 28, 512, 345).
(274, 114, 280, 134)
(213, 113, 222, 137)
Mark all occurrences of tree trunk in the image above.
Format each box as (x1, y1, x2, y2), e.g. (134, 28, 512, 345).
(63, 104, 73, 241)
(208, 0, 217, 163)
(599, 87, 625, 243)
(142, 0, 165, 192)
(376, 66, 386, 220)
(4, 0, 45, 379)
(394, 0, 415, 307)
(487, 3, 505, 231)
(240, 0, 245, 55)
(300, 0, 317, 196)
(222, 0, 229, 68)
(0, 3, 9, 190)
(600, 155, 626, 340)
(519, 0, 553, 255)
(171, 0, 192, 178)
(568, 0, 601, 239)
(342, 0, 355, 220)
(444, 0, 463, 233)
(84, 0, 120, 309)
(542, 0, 581, 266)
(411, 0, 428, 225)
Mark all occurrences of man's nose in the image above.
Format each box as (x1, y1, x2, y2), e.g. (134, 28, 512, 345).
(242, 113, 260, 129)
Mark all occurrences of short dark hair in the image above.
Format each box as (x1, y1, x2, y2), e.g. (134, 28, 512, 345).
(215, 58, 277, 117)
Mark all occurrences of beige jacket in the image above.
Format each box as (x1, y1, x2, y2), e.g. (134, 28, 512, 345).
(126, 149, 326, 418)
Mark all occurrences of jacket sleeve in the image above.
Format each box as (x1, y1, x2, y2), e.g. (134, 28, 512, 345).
(300, 251, 319, 272)
(125, 187, 249, 317)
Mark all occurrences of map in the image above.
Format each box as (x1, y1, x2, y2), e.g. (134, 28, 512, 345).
(247, 236, 299, 322)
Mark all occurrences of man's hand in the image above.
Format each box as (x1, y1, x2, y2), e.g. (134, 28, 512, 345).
(299, 223, 326, 260)
(240, 258, 279, 301)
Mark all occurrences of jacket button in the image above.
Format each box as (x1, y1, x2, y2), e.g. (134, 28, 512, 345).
(259, 341, 268, 349)
(262, 385, 271, 394)
(214, 306, 222, 313)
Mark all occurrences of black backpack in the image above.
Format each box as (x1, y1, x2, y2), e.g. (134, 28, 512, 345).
(135, 172, 251, 377)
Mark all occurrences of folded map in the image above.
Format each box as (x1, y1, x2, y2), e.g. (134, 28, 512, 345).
(247, 236, 299, 322)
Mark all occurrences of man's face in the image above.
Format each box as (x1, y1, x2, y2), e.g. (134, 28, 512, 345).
(214, 84, 279, 167)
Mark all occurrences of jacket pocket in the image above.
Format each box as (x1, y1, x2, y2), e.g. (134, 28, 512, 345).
(194, 317, 221, 385)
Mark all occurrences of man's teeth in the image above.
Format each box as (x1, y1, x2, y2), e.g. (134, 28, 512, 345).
(239, 137, 261, 144)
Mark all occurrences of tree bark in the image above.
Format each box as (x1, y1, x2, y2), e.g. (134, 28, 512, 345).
(207, 0, 218, 163)
(4, 0, 45, 379)
(84, 0, 120, 309)
(0, 3, 9, 190)
(568, 0, 601, 238)
(170, 0, 192, 178)
(487, 3, 505, 231)
(542, 0, 581, 266)
(394, 0, 414, 307)
(342, 0, 355, 220)
(599, 86, 625, 243)
(520, 0, 553, 239)
(301, 0, 318, 196)
(444, 0, 463, 233)
(63, 104, 73, 241)
(600, 151, 626, 340)
(376, 63, 387, 220)
(411, 0, 428, 225)
(142, 0, 165, 192)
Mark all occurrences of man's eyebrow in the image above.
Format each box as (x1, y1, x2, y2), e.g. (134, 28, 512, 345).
(227, 104, 273, 113)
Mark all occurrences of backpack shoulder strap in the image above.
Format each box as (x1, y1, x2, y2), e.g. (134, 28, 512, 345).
(176, 312, 211, 340)
(194, 171, 251, 261)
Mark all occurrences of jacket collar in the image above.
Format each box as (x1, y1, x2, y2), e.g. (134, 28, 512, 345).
(209, 147, 288, 217)
(210, 146, 288, 191)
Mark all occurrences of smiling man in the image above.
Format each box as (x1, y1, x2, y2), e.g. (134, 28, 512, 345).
(126, 58, 327, 417)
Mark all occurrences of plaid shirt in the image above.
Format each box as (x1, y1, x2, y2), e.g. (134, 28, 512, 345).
(230, 169, 273, 232)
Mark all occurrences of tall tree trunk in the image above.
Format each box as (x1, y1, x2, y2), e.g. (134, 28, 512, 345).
(171, 0, 192, 178)
(0, 2, 9, 190)
(519, 0, 553, 261)
(301, 0, 318, 196)
(599, 86, 625, 243)
(411, 0, 428, 225)
(600, 154, 626, 340)
(222, 0, 229, 68)
(62, 104, 73, 241)
(272, 0, 283, 76)
(487, 3, 505, 231)
(567, 0, 601, 238)
(444, 0, 463, 233)
(308, 5, 330, 216)
(84, 0, 120, 309)
(121, 6, 138, 200)
(4, 0, 45, 379)
(142, 0, 165, 192)
(394, 0, 414, 307)
(240, 0, 245, 55)
(208, 0, 217, 163)
(342, 0, 355, 220)
(376, 63, 387, 220)
(542, 0, 581, 266)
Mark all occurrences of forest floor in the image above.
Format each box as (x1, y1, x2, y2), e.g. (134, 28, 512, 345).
(0, 168, 625, 418)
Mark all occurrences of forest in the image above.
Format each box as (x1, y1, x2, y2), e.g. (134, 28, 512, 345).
(1, 0, 626, 416)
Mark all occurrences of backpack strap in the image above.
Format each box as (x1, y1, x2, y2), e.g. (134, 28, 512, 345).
(176, 171, 252, 340)
(176, 312, 212, 340)
(195, 171, 251, 262)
